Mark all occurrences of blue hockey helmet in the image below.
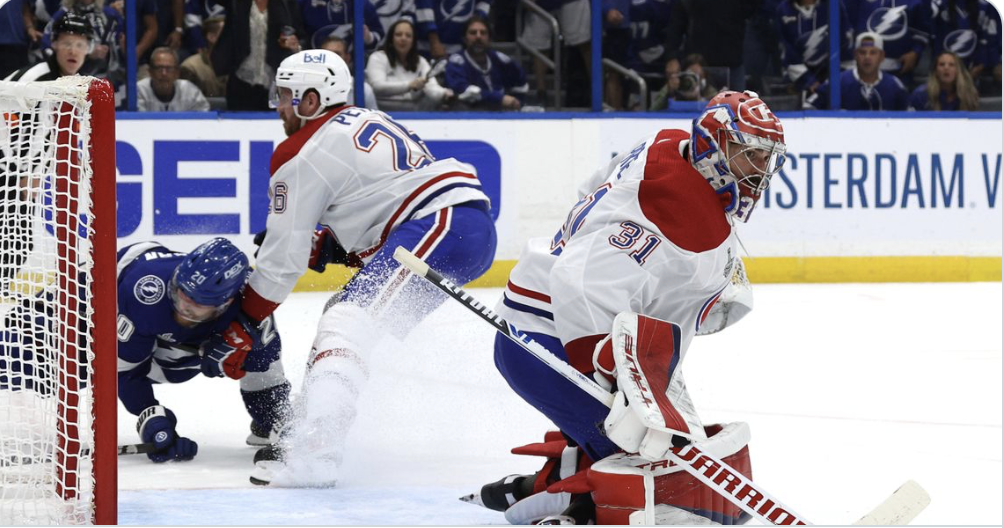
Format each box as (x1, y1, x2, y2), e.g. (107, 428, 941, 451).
(169, 238, 249, 319)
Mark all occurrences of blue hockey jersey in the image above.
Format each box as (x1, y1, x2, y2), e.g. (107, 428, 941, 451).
(929, 0, 997, 68)
(806, 68, 909, 110)
(298, 0, 385, 50)
(776, 0, 852, 90)
(415, 0, 491, 54)
(845, 0, 930, 71)
(444, 49, 529, 107)
(627, 0, 675, 75)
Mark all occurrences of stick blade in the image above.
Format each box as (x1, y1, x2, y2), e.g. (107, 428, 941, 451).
(853, 480, 931, 525)
(459, 492, 484, 507)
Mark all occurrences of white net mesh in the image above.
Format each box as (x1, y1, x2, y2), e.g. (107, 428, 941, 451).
(1, 76, 98, 525)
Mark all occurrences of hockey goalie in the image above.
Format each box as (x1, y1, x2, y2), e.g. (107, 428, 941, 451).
(468, 91, 783, 525)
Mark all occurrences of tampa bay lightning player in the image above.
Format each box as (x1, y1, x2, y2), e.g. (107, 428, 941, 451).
(117, 238, 290, 463)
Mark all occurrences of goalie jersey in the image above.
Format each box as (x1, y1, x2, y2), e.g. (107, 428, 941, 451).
(495, 129, 738, 374)
(249, 105, 490, 310)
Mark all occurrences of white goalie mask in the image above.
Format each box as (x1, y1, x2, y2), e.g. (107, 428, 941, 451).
(270, 50, 352, 120)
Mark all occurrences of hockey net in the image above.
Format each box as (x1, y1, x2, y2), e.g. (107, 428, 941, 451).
(0, 77, 117, 524)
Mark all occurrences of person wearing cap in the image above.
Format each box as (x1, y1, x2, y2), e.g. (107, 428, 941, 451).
(3, 13, 93, 82)
(805, 32, 909, 110)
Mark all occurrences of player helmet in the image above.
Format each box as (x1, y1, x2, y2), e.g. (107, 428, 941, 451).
(690, 90, 786, 223)
(53, 13, 94, 42)
(270, 49, 352, 120)
(169, 238, 249, 322)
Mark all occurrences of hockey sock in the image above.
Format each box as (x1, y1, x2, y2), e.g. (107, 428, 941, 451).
(241, 381, 291, 433)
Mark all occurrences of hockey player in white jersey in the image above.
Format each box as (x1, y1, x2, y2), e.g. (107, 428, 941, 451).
(203, 49, 497, 486)
(473, 91, 786, 524)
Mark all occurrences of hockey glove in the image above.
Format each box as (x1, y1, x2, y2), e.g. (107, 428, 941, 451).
(137, 405, 198, 463)
(200, 314, 260, 379)
(254, 228, 356, 272)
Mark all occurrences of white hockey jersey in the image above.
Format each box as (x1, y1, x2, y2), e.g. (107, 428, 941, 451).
(496, 129, 739, 374)
(248, 105, 489, 313)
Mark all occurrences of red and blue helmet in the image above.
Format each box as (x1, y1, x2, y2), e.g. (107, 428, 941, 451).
(691, 91, 786, 223)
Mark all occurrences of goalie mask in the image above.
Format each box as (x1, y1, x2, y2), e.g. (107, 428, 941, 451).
(270, 50, 352, 120)
(690, 91, 786, 223)
(170, 238, 249, 323)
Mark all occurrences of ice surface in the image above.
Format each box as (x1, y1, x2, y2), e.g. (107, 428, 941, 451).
(118, 283, 1002, 525)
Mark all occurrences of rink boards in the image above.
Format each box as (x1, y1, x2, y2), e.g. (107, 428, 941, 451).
(114, 112, 1002, 285)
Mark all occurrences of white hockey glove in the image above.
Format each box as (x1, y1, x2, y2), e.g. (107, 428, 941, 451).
(696, 256, 753, 336)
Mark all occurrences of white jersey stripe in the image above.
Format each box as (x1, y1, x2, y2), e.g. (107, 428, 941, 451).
(371, 207, 453, 315)
(357, 172, 478, 259)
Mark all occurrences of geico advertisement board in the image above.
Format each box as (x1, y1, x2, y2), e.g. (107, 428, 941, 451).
(115, 115, 1002, 262)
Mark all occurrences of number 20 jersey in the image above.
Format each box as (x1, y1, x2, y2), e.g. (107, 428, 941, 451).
(251, 105, 490, 306)
(496, 129, 740, 372)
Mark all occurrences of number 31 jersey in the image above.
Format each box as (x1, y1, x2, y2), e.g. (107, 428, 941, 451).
(496, 129, 740, 373)
(251, 105, 490, 306)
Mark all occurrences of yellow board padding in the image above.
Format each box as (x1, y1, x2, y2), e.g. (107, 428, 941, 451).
(291, 256, 1001, 293)
(743, 256, 1002, 283)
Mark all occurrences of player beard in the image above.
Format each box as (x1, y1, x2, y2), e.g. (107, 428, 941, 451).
(281, 113, 305, 137)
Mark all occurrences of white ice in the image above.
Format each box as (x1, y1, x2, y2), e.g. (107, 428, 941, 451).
(117, 283, 1002, 525)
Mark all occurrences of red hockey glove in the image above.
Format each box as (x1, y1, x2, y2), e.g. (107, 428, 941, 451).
(200, 316, 259, 379)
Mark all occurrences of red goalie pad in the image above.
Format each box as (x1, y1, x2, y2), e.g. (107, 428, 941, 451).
(586, 423, 754, 525)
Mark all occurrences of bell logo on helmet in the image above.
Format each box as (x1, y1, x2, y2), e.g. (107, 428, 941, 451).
(303, 53, 327, 64)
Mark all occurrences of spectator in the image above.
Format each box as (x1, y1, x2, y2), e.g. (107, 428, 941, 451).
(299, 0, 383, 50)
(320, 35, 379, 109)
(601, 0, 631, 109)
(679, 53, 719, 99)
(181, 0, 227, 53)
(929, 0, 995, 77)
(909, 51, 979, 110)
(521, 0, 591, 105)
(107, 0, 159, 66)
(415, 0, 490, 59)
(649, 56, 681, 110)
(365, 18, 452, 111)
(0, 0, 37, 78)
(211, 0, 303, 111)
(845, 0, 930, 79)
(138, 47, 211, 110)
(180, 15, 227, 96)
(805, 32, 909, 110)
(603, 0, 674, 109)
(444, 15, 527, 111)
(154, 0, 185, 55)
(373, 0, 415, 46)
(664, 0, 761, 91)
(43, 0, 125, 83)
(776, 0, 852, 94)
(4, 13, 92, 81)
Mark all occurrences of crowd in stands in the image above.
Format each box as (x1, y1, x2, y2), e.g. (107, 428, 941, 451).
(1, 0, 1000, 112)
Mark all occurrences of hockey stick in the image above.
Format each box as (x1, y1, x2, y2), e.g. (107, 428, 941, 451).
(392, 246, 930, 525)
(1, 442, 157, 466)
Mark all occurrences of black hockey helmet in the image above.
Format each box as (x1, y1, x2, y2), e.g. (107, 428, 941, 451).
(53, 13, 93, 41)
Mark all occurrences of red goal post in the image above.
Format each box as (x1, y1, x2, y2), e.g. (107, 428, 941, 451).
(0, 76, 117, 524)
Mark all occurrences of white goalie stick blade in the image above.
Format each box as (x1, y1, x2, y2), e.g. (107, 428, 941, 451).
(852, 480, 931, 525)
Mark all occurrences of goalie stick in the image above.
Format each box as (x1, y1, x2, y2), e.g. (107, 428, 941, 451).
(392, 246, 931, 526)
